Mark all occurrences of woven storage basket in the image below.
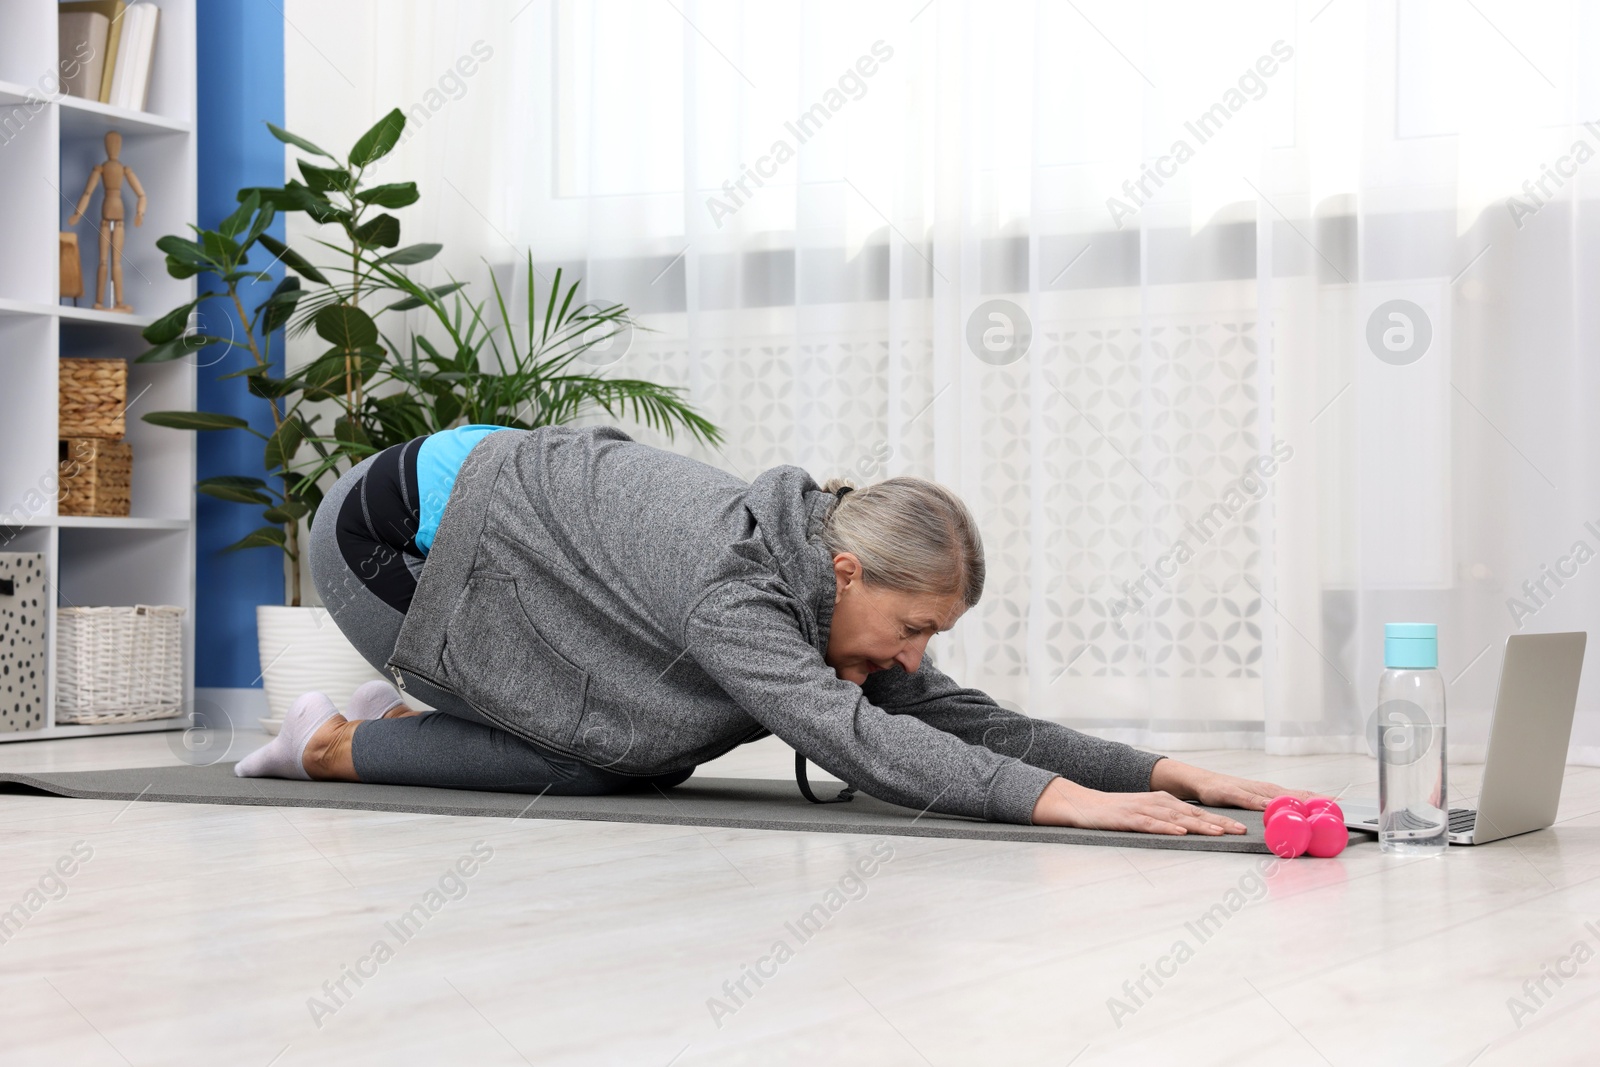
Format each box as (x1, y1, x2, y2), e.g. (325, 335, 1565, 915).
(59, 358, 127, 439)
(56, 605, 184, 724)
(59, 438, 132, 517)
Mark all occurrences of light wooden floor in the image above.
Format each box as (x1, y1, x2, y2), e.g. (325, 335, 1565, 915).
(2, 727, 1598, 1066)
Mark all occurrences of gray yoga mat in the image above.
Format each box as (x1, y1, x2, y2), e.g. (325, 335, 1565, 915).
(0, 763, 1276, 852)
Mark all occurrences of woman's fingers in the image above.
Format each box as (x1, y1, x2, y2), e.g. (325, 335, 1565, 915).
(1192, 772, 1320, 811)
(1153, 791, 1246, 833)
(1141, 793, 1245, 834)
(1175, 808, 1245, 835)
(1221, 786, 1274, 810)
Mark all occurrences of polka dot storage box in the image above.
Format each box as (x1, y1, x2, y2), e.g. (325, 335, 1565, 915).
(0, 553, 46, 733)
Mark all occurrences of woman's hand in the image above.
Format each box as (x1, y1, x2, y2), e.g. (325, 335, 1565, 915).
(1030, 776, 1247, 835)
(1147, 757, 1317, 812)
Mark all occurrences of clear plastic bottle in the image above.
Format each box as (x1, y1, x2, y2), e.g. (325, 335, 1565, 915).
(1376, 622, 1448, 855)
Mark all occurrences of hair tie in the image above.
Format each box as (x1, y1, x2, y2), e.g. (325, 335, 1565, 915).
(835, 486, 853, 500)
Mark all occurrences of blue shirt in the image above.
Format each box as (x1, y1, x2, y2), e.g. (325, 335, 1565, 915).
(415, 425, 510, 553)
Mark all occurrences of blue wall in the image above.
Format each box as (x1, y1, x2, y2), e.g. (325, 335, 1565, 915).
(194, 2, 285, 688)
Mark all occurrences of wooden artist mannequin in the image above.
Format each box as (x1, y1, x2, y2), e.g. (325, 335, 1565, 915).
(68, 131, 146, 313)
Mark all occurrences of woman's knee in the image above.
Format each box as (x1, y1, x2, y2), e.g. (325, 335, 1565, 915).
(605, 766, 695, 793)
(654, 766, 695, 790)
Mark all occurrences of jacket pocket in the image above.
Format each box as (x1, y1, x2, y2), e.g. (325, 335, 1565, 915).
(439, 573, 590, 747)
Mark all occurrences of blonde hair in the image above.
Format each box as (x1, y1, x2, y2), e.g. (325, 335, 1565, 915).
(817, 475, 985, 608)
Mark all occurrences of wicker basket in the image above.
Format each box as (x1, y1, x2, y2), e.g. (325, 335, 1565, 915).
(59, 358, 127, 439)
(59, 438, 132, 517)
(56, 605, 185, 724)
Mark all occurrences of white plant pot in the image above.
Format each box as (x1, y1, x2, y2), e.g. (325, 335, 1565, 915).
(256, 605, 385, 728)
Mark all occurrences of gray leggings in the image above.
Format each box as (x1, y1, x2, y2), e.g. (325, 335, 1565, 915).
(309, 453, 694, 795)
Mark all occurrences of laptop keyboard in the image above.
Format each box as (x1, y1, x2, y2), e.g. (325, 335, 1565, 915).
(1359, 808, 1476, 833)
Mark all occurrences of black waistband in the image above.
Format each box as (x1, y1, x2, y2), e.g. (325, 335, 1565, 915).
(336, 437, 426, 613)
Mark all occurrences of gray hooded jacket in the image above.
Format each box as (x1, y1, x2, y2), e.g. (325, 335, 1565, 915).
(387, 425, 1165, 824)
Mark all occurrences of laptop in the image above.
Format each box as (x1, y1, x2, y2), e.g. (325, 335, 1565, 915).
(1342, 631, 1587, 846)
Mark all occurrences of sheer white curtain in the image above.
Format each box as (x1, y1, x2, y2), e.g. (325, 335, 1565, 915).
(286, 0, 1600, 763)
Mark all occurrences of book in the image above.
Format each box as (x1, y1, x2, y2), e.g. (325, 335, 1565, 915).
(58, 1, 128, 104)
(128, 3, 160, 111)
(106, 4, 142, 109)
(57, 11, 109, 101)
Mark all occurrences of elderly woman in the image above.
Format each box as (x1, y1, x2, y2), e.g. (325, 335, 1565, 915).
(236, 424, 1306, 835)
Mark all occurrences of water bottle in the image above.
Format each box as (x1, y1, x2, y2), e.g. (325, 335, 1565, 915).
(1376, 622, 1448, 855)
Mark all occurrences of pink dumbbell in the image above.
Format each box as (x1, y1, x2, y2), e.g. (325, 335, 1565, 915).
(1263, 796, 1348, 858)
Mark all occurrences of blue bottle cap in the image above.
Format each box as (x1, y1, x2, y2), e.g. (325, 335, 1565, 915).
(1384, 622, 1437, 669)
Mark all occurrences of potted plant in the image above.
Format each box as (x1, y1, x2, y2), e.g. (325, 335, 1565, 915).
(139, 109, 722, 726)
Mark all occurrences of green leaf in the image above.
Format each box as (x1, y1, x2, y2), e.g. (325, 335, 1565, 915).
(216, 362, 270, 381)
(334, 415, 373, 449)
(385, 281, 463, 311)
(302, 420, 331, 459)
(257, 234, 329, 284)
(356, 182, 420, 209)
(162, 259, 203, 281)
(142, 298, 202, 345)
(233, 195, 276, 247)
(217, 192, 259, 239)
(136, 334, 227, 364)
(551, 279, 579, 338)
(222, 526, 289, 553)
(246, 371, 303, 400)
(200, 230, 243, 269)
(272, 180, 348, 224)
(276, 181, 320, 212)
(143, 411, 251, 432)
(265, 122, 335, 160)
(305, 198, 349, 226)
(156, 234, 212, 279)
(263, 416, 307, 470)
(414, 335, 447, 365)
(257, 276, 303, 334)
(314, 305, 379, 349)
(352, 213, 400, 249)
(378, 242, 440, 265)
(542, 266, 565, 342)
(241, 203, 277, 249)
(300, 346, 384, 401)
(434, 392, 463, 428)
(237, 185, 294, 211)
(298, 160, 354, 194)
(282, 475, 325, 520)
(197, 476, 275, 508)
(348, 108, 406, 167)
(155, 234, 207, 260)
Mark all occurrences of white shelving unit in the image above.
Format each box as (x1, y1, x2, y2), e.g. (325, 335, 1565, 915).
(0, 0, 196, 741)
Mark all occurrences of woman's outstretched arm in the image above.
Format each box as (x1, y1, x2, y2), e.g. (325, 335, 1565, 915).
(861, 657, 1161, 793)
(862, 654, 1315, 830)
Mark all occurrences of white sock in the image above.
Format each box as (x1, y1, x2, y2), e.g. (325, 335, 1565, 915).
(347, 679, 405, 721)
(234, 692, 342, 781)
